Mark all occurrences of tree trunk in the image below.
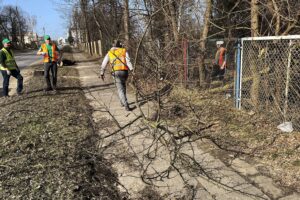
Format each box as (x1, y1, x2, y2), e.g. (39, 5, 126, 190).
(16, 7, 24, 49)
(272, 0, 280, 36)
(110, 0, 118, 39)
(80, 0, 92, 55)
(74, 9, 80, 45)
(250, 0, 260, 108)
(168, 0, 179, 43)
(91, 0, 103, 41)
(199, 0, 212, 87)
(267, 0, 280, 35)
(251, 0, 259, 37)
(123, 0, 130, 48)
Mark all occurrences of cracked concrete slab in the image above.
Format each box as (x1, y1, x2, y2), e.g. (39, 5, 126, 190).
(73, 51, 300, 200)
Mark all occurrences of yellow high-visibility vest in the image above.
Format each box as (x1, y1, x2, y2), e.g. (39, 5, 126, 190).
(41, 43, 59, 63)
(108, 48, 128, 71)
(0, 48, 17, 70)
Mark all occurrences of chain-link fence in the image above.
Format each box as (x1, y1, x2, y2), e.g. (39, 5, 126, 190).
(127, 38, 239, 100)
(182, 39, 237, 96)
(237, 36, 300, 129)
(133, 39, 237, 94)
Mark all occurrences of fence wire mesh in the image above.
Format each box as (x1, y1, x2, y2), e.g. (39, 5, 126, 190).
(241, 37, 300, 129)
(185, 40, 236, 92)
(133, 39, 237, 97)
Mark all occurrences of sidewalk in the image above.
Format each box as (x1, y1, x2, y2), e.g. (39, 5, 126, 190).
(72, 50, 300, 200)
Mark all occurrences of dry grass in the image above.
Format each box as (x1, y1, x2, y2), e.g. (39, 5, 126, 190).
(0, 66, 121, 199)
(163, 87, 300, 192)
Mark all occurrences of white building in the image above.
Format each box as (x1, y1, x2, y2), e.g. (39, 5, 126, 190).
(24, 32, 38, 44)
(58, 37, 67, 45)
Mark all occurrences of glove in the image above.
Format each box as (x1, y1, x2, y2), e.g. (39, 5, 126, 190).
(6, 70, 11, 75)
(58, 60, 63, 67)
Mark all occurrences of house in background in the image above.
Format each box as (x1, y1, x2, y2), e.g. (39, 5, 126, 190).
(24, 32, 39, 48)
(58, 37, 67, 45)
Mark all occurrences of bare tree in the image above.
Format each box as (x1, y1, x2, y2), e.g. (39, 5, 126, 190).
(167, 0, 179, 43)
(123, 0, 130, 48)
(0, 5, 30, 48)
(199, 0, 212, 87)
(80, 0, 92, 54)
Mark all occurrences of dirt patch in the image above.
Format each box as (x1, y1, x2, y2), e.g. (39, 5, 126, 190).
(163, 88, 300, 192)
(0, 66, 121, 199)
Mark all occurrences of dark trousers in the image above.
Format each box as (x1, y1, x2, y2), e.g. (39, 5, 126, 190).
(1, 69, 23, 96)
(44, 62, 57, 89)
(211, 64, 225, 81)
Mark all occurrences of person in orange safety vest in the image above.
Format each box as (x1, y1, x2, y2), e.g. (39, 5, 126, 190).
(212, 40, 227, 81)
(37, 35, 61, 92)
(100, 40, 133, 111)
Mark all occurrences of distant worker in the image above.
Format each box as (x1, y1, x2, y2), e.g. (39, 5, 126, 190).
(0, 38, 23, 97)
(100, 40, 133, 111)
(212, 40, 227, 81)
(37, 35, 60, 92)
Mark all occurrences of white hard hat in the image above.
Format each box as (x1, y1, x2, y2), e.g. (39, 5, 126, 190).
(216, 41, 224, 45)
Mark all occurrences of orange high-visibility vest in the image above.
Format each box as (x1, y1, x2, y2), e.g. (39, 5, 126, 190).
(41, 43, 59, 63)
(108, 48, 128, 71)
(215, 47, 227, 67)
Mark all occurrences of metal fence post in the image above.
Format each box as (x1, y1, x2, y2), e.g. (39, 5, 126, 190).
(235, 39, 242, 109)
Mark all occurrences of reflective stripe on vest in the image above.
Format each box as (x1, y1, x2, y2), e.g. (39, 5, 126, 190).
(0, 48, 17, 70)
(41, 43, 58, 62)
(108, 48, 128, 71)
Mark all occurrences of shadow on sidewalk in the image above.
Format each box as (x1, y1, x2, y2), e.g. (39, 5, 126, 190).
(19, 83, 114, 96)
(75, 58, 100, 63)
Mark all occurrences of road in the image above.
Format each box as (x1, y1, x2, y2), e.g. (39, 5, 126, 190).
(0, 50, 42, 87)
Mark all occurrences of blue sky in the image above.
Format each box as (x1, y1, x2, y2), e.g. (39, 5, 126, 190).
(1, 0, 68, 39)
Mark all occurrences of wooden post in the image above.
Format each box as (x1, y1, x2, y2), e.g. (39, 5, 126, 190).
(90, 41, 94, 55)
(98, 40, 102, 56)
(88, 42, 92, 55)
(94, 41, 97, 55)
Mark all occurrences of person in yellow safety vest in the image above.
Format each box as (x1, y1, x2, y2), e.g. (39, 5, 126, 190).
(212, 40, 227, 81)
(37, 35, 61, 92)
(100, 40, 134, 111)
(0, 38, 23, 97)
